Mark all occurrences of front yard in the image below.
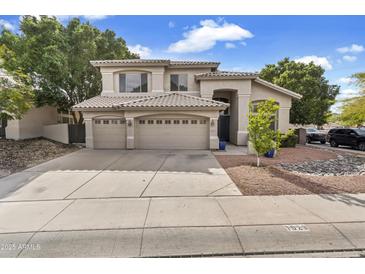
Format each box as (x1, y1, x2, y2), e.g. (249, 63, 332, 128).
(0, 138, 79, 177)
(216, 146, 365, 196)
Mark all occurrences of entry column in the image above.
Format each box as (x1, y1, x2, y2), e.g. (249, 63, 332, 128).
(209, 117, 219, 149)
(236, 94, 250, 145)
(84, 118, 94, 149)
(126, 117, 135, 149)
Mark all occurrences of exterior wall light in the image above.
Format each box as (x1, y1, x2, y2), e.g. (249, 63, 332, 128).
(210, 119, 215, 127)
(127, 120, 133, 127)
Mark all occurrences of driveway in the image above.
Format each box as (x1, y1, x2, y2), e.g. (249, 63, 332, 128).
(0, 149, 365, 257)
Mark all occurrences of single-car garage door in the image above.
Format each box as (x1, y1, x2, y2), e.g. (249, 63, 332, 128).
(135, 116, 209, 149)
(93, 118, 126, 149)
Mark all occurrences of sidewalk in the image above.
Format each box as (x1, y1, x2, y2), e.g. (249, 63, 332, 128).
(1, 193, 364, 257)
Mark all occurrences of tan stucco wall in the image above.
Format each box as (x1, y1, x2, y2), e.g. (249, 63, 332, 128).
(251, 81, 293, 132)
(163, 67, 211, 93)
(251, 81, 292, 108)
(100, 66, 165, 95)
(43, 123, 69, 144)
(99, 66, 212, 96)
(6, 106, 58, 140)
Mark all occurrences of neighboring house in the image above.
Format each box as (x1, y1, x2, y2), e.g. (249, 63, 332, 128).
(73, 59, 302, 150)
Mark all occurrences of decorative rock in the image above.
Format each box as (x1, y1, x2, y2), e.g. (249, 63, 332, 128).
(278, 155, 365, 176)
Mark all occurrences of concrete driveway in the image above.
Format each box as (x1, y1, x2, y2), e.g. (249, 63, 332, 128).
(0, 149, 365, 258)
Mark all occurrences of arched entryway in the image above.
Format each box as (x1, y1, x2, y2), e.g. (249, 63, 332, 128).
(213, 89, 235, 143)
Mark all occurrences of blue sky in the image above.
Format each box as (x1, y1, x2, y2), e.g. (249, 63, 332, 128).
(1, 15, 364, 112)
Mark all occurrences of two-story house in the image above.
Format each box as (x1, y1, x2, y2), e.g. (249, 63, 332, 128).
(73, 59, 302, 150)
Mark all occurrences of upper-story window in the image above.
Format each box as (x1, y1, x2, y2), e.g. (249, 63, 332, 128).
(119, 73, 148, 93)
(170, 74, 188, 91)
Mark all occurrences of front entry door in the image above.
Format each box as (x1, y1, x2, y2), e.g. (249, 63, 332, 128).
(218, 115, 230, 142)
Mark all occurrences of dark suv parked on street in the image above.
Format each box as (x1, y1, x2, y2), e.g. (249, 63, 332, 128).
(327, 128, 365, 151)
(306, 128, 326, 144)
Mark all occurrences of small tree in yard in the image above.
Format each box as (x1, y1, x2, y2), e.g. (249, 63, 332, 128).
(248, 99, 281, 167)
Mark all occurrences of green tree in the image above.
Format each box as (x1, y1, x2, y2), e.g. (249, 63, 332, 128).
(0, 69, 34, 120)
(0, 16, 138, 124)
(248, 99, 281, 167)
(339, 73, 365, 127)
(260, 58, 340, 126)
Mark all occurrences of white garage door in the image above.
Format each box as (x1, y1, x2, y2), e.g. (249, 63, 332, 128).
(93, 118, 126, 149)
(135, 116, 209, 149)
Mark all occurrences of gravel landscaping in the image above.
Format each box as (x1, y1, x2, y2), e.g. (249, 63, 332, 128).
(0, 138, 79, 178)
(279, 155, 365, 176)
(216, 146, 365, 196)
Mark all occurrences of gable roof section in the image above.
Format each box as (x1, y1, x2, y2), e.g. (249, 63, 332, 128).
(254, 78, 302, 99)
(115, 93, 229, 109)
(73, 93, 229, 111)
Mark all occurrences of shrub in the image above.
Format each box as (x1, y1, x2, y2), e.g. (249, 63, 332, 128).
(280, 129, 298, 147)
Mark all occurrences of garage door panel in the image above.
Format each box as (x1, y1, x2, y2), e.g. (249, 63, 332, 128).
(93, 119, 126, 149)
(135, 117, 209, 150)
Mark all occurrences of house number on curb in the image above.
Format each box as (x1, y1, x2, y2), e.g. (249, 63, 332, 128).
(284, 224, 310, 232)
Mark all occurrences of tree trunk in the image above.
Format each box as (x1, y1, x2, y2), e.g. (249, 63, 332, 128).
(77, 111, 84, 124)
(70, 111, 84, 124)
(256, 154, 260, 167)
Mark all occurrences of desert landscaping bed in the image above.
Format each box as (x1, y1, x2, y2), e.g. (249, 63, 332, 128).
(215, 146, 365, 196)
(0, 138, 79, 178)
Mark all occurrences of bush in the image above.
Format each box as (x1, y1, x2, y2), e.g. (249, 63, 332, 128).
(280, 129, 298, 147)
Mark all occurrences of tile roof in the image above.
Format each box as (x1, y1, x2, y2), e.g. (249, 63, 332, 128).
(90, 59, 220, 67)
(72, 95, 152, 110)
(115, 93, 229, 109)
(170, 60, 220, 66)
(73, 93, 229, 111)
(195, 71, 259, 80)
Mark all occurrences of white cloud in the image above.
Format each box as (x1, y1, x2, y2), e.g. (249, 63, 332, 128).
(167, 19, 253, 53)
(168, 21, 175, 28)
(225, 42, 236, 49)
(127, 44, 151, 58)
(294, 55, 333, 70)
(0, 19, 15, 31)
(338, 77, 356, 84)
(336, 44, 364, 54)
(342, 55, 357, 62)
(54, 15, 108, 23)
(336, 88, 360, 100)
(240, 41, 247, 46)
(83, 15, 108, 21)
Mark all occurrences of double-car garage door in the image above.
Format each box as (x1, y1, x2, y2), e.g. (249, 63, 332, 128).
(93, 116, 209, 149)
